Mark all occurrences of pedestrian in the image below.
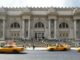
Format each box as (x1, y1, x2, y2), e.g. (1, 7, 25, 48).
(23, 44, 26, 48)
(33, 45, 35, 50)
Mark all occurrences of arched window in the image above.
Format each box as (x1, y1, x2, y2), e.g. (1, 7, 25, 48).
(59, 22, 68, 28)
(0, 19, 3, 27)
(35, 22, 44, 28)
(59, 32, 68, 38)
(10, 22, 20, 28)
(0, 19, 3, 23)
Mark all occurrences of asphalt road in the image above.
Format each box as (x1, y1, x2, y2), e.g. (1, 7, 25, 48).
(0, 50, 80, 60)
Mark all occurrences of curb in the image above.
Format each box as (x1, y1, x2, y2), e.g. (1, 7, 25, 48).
(26, 47, 77, 50)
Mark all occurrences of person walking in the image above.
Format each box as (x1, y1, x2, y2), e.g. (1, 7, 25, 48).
(33, 45, 35, 50)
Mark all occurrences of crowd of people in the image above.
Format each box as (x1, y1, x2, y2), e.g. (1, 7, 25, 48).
(0, 39, 79, 49)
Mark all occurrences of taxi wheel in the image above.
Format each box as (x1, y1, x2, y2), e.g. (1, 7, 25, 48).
(78, 50, 80, 52)
(13, 50, 19, 53)
(49, 48, 54, 51)
(64, 48, 67, 51)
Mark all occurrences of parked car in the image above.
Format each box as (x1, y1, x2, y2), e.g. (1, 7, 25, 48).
(47, 43, 70, 51)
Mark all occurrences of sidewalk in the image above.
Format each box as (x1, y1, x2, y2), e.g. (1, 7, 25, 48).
(26, 47, 77, 50)
(71, 47, 77, 50)
(27, 47, 47, 50)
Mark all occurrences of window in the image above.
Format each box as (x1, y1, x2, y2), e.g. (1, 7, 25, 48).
(35, 22, 44, 28)
(10, 22, 20, 28)
(51, 19, 54, 28)
(25, 31, 28, 38)
(76, 31, 80, 39)
(77, 19, 80, 23)
(35, 32, 44, 40)
(11, 31, 20, 38)
(59, 22, 68, 28)
(51, 31, 54, 38)
(0, 31, 3, 38)
(0, 19, 3, 28)
(25, 20, 28, 28)
(77, 20, 80, 29)
(0, 19, 3, 23)
(59, 32, 68, 38)
(77, 20, 80, 38)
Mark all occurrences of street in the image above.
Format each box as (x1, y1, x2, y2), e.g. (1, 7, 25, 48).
(0, 49, 80, 60)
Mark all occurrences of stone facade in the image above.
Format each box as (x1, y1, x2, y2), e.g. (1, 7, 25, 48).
(0, 7, 80, 41)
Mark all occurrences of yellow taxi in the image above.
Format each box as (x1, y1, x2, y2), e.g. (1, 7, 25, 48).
(77, 47, 80, 52)
(62, 43, 70, 50)
(47, 43, 70, 51)
(0, 40, 25, 53)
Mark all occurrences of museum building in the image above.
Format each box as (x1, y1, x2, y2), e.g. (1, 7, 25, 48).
(0, 7, 80, 41)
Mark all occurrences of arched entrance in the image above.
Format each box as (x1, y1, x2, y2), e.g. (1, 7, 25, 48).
(59, 22, 69, 39)
(34, 22, 45, 40)
(35, 31, 44, 40)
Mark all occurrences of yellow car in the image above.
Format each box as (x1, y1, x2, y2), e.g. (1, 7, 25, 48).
(62, 43, 70, 50)
(0, 40, 26, 53)
(0, 45, 25, 53)
(77, 47, 80, 52)
(47, 43, 70, 51)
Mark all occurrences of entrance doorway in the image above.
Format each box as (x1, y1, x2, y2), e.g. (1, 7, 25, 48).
(35, 32, 44, 40)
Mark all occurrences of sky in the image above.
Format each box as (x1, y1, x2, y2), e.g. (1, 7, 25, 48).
(0, 0, 80, 7)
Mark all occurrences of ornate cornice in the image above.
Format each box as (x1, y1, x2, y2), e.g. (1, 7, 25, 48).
(0, 7, 80, 16)
(73, 8, 80, 16)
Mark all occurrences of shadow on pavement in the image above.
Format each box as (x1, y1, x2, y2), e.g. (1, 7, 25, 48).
(0, 52, 27, 54)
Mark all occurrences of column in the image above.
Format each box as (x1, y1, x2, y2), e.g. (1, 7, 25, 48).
(3, 20, 5, 40)
(54, 20, 57, 39)
(22, 20, 25, 39)
(48, 19, 51, 39)
(74, 20, 76, 40)
(28, 19, 30, 39)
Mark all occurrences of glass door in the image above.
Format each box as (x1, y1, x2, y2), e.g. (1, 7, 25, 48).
(35, 32, 44, 40)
